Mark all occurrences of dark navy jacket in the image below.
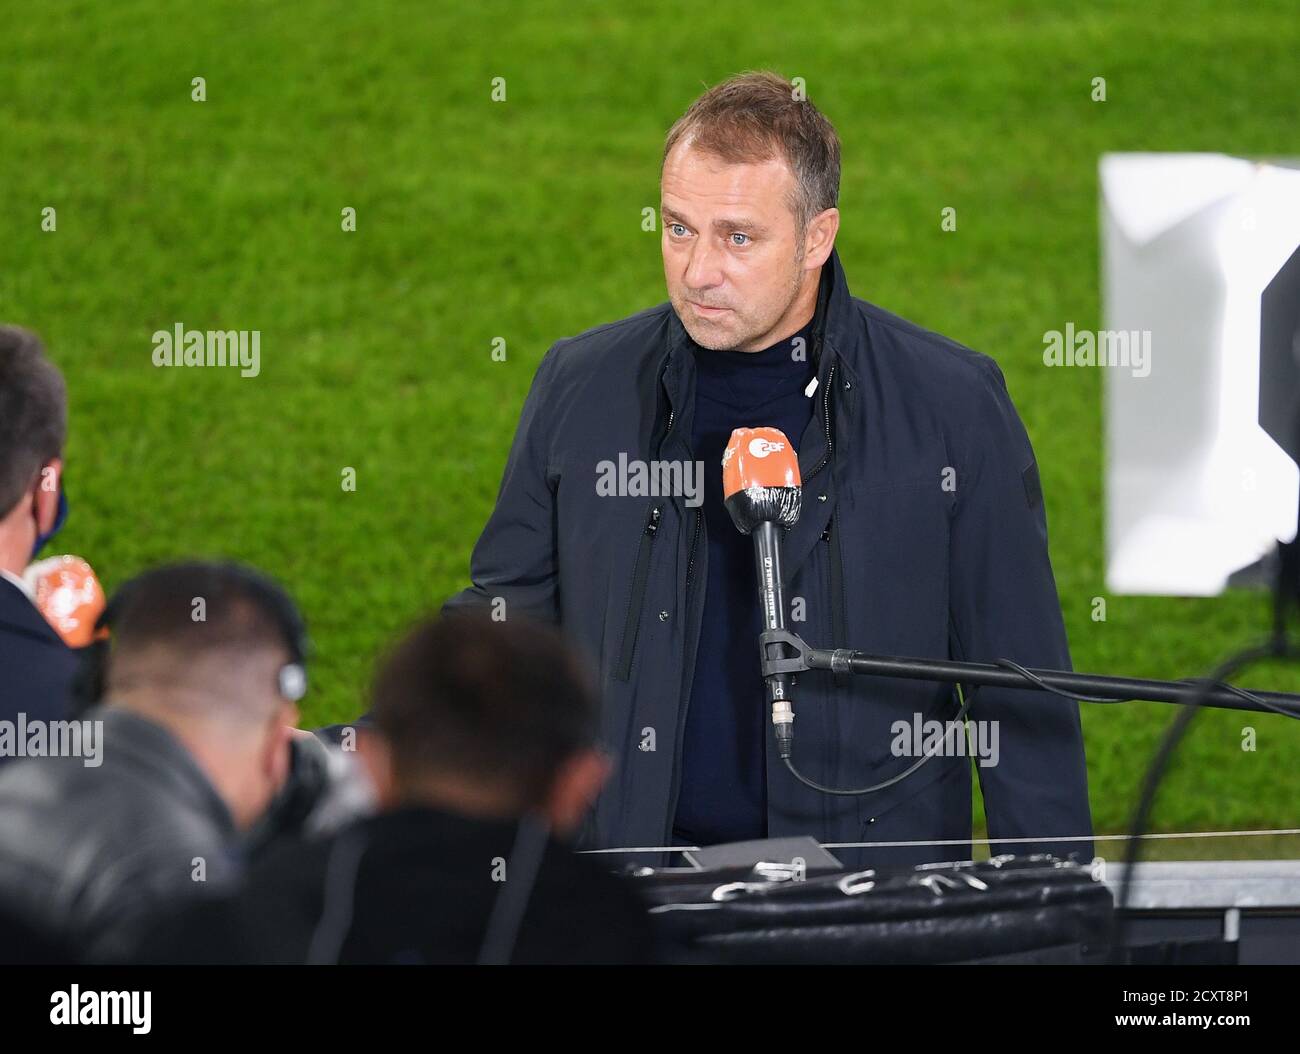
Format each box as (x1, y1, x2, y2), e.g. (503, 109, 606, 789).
(445, 247, 1093, 869)
(0, 576, 76, 754)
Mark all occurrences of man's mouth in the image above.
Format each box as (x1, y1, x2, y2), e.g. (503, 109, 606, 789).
(688, 300, 731, 317)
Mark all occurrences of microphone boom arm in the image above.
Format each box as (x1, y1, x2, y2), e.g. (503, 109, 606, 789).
(758, 628, 1300, 718)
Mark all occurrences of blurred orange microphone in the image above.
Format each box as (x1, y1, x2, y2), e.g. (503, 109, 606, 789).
(23, 556, 107, 649)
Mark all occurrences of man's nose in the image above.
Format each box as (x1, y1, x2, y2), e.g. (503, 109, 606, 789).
(683, 238, 725, 291)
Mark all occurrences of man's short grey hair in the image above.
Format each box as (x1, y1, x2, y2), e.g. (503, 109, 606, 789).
(662, 70, 841, 239)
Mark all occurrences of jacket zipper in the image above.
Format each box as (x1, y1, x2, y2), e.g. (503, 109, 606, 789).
(813, 351, 844, 688)
(684, 509, 702, 591)
(662, 399, 705, 846)
(803, 360, 836, 484)
(665, 406, 704, 594)
(613, 503, 661, 681)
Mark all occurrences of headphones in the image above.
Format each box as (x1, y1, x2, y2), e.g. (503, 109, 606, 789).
(72, 563, 310, 714)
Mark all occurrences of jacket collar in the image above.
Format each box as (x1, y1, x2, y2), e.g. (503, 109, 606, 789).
(657, 246, 865, 584)
(0, 568, 33, 601)
(665, 244, 859, 368)
(659, 244, 862, 471)
(0, 573, 64, 646)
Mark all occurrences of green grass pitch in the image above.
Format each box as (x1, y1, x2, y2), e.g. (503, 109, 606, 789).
(3, 0, 1298, 852)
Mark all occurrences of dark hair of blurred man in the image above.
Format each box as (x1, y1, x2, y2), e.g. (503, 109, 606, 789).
(0, 325, 76, 737)
(0, 561, 304, 962)
(134, 612, 661, 965)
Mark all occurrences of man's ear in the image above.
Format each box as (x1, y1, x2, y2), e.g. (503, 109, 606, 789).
(33, 458, 62, 535)
(265, 706, 298, 791)
(802, 208, 840, 271)
(544, 748, 611, 838)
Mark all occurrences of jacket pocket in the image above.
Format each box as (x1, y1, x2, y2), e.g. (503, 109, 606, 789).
(612, 503, 661, 681)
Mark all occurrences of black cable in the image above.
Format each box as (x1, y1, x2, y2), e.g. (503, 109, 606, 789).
(1108, 641, 1293, 963)
(782, 683, 974, 796)
(1203, 677, 1300, 721)
(786, 651, 1300, 800)
(994, 658, 1133, 704)
(994, 657, 1300, 718)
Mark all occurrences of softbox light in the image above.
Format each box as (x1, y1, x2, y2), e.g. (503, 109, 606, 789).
(1102, 153, 1300, 596)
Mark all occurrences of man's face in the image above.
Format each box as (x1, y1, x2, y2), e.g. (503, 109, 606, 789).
(661, 142, 807, 352)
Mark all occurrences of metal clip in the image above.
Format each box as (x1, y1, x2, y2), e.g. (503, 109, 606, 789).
(917, 873, 961, 895)
(837, 869, 876, 895)
(710, 881, 768, 902)
(753, 861, 802, 882)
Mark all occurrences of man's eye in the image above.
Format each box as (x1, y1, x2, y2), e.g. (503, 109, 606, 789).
(668, 223, 688, 237)
(730, 232, 750, 246)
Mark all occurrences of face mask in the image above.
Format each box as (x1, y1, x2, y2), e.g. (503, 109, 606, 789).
(32, 490, 68, 561)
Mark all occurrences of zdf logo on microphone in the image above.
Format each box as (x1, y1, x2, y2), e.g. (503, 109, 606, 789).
(748, 437, 786, 458)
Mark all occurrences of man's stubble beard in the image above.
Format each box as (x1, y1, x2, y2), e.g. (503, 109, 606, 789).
(677, 248, 806, 352)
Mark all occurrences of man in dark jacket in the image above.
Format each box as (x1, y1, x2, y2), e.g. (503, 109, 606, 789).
(445, 71, 1093, 869)
(0, 326, 78, 743)
(0, 561, 305, 961)
(133, 613, 659, 965)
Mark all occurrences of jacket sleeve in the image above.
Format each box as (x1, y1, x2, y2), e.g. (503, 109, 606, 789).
(948, 357, 1094, 861)
(441, 343, 563, 624)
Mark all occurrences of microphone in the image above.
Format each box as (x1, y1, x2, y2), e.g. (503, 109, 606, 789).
(24, 555, 106, 648)
(722, 427, 803, 759)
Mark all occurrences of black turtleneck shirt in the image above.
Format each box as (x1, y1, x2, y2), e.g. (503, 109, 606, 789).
(672, 317, 818, 847)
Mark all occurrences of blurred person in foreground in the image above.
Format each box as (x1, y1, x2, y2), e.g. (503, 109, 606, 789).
(133, 612, 661, 965)
(0, 561, 307, 961)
